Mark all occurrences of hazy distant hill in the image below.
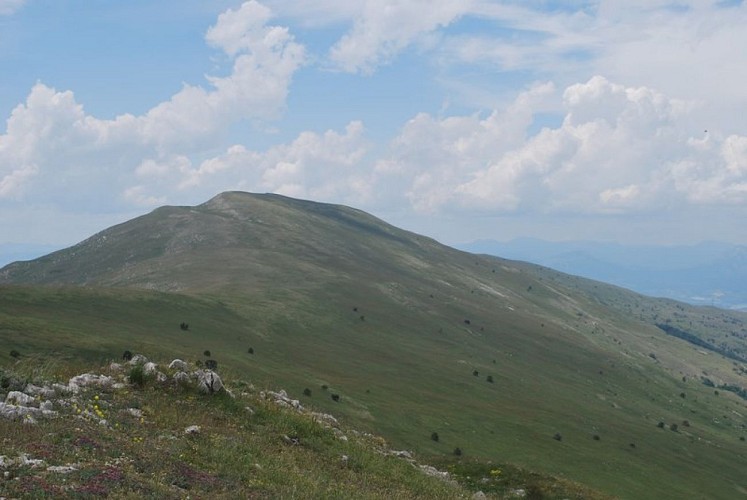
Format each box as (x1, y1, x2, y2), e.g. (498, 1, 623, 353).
(459, 238, 747, 310)
(2, 192, 747, 499)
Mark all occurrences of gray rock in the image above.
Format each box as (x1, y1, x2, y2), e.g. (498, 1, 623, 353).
(196, 370, 224, 394)
(142, 362, 158, 375)
(472, 492, 488, 500)
(24, 384, 55, 399)
(128, 354, 148, 365)
(184, 425, 201, 436)
(169, 359, 189, 371)
(6, 391, 36, 407)
(173, 371, 191, 386)
(68, 373, 114, 393)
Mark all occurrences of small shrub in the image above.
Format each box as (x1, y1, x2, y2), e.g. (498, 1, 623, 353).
(486, 375, 494, 383)
(248, 347, 254, 354)
(331, 394, 340, 402)
(472, 370, 479, 377)
(203, 350, 211, 357)
(180, 322, 189, 331)
(9, 350, 20, 359)
(205, 359, 218, 370)
(682, 420, 690, 427)
(592, 434, 600, 441)
(360, 315, 365, 321)
(431, 432, 439, 442)
(464, 319, 471, 325)
(196, 360, 203, 368)
(128, 364, 149, 388)
(670, 423, 679, 432)
(740, 436, 745, 442)
(321, 384, 328, 391)
(629, 443, 636, 448)
(303, 388, 312, 397)
(453, 447, 462, 456)
(657, 421, 665, 429)
(680, 392, 686, 398)
(122, 350, 133, 361)
(553, 433, 562, 441)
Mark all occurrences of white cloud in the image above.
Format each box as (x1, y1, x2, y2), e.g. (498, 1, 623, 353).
(327, 0, 468, 74)
(381, 76, 747, 215)
(0, 1, 305, 205)
(142, 120, 371, 204)
(0, 0, 25, 15)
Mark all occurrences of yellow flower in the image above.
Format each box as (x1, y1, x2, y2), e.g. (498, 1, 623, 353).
(94, 395, 99, 401)
(490, 468, 502, 476)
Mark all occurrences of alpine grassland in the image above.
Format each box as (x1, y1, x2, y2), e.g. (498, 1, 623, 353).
(2, 192, 746, 498)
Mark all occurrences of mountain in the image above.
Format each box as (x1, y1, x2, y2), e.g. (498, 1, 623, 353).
(2, 192, 747, 499)
(459, 238, 747, 310)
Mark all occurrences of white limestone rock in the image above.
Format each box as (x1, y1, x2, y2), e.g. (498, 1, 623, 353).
(196, 370, 224, 394)
(169, 359, 189, 371)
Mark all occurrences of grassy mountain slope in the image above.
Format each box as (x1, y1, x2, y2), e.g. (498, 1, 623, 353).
(2, 191, 747, 499)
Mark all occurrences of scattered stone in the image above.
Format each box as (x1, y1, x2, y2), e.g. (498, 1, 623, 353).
(390, 450, 414, 460)
(169, 359, 189, 371)
(47, 465, 77, 474)
(472, 491, 488, 500)
(267, 390, 303, 410)
(340, 455, 349, 467)
(126, 408, 143, 418)
(155, 371, 168, 383)
(244, 406, 255, 415)
(419, 464, 450, 480)
(282, 434, 300, 446)
(109, 362, 123, 373)
(184, 425, 201, 436)
(311, 412, 339, 427)
(39, 401, 54, 412)
(509, 488, 527, 498)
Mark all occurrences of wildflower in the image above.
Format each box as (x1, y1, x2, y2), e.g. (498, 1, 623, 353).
(490, 468, 502, 476)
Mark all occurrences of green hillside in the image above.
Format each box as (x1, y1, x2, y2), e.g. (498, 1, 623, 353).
(2, 191, 746, 499)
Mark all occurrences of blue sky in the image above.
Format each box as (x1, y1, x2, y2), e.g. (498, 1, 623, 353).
(1, 0, 747, 256)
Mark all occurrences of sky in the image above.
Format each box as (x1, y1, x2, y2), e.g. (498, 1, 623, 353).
(1, 0, 747, 257)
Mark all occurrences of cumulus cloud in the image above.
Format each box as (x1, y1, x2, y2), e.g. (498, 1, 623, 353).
(128, 121, 370, 205)
(381, 76, 747, 215)
(0, 1, 305, 205)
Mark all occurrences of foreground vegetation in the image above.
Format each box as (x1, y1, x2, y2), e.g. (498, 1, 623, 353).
(0, 355, 607, 499)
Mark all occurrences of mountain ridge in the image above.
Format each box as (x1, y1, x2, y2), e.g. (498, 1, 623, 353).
(2, 191, 747, 499)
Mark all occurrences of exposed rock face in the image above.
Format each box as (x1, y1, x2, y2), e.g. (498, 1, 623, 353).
(6, 391, 36, 407)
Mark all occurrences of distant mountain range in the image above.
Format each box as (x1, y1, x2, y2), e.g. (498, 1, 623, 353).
(458, 238, 747, 311)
